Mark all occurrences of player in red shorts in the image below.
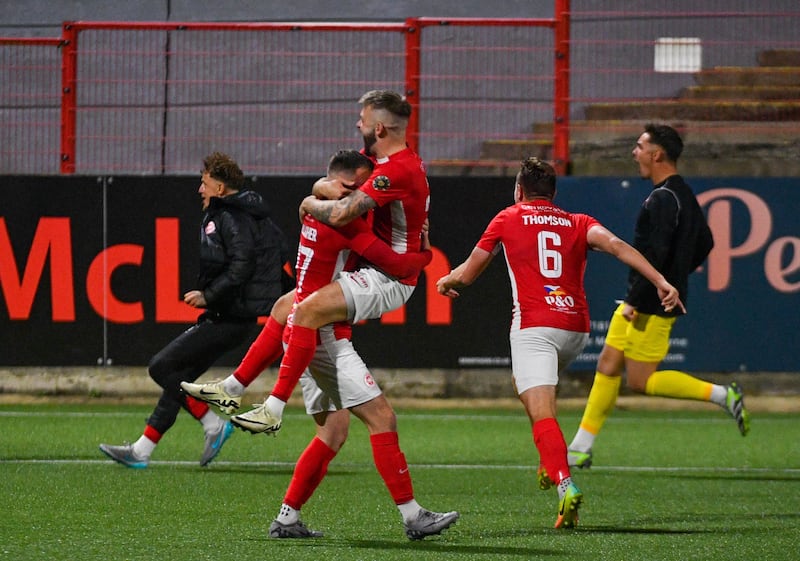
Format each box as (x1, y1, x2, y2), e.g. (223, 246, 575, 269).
(436, 157, 682, 529)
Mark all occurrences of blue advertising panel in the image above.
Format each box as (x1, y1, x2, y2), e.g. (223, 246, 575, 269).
(550, 176, 799, 372)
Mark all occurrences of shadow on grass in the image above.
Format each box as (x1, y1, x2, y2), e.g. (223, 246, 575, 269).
(197, 466, 368, 477)
(251, 537, 559, 557)
(578, 525, 708, 534)
(661, 472, 800, 483)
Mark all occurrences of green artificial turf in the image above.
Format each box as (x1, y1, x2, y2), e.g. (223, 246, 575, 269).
(1, 404, 797, 561)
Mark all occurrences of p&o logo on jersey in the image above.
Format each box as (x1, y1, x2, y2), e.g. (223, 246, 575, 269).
(372, 175, 391, 190)
(544, 285, 575, 309)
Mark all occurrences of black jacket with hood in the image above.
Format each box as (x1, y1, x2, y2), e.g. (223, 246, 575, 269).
(197, 188, 287, 320)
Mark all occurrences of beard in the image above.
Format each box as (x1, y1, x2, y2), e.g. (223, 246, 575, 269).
(362, 130, 377, 155)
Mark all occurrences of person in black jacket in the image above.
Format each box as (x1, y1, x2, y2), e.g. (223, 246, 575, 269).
(565, 124, 750, 470)
(99, 152, 286, 469)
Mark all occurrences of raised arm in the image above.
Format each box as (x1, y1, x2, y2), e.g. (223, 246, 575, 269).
(586, 224, 684, 314)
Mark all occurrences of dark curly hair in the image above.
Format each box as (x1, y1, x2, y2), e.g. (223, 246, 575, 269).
(202, 152, 245, 190)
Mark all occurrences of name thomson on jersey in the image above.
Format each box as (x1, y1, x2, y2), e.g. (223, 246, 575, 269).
(522, 214, 572, 227)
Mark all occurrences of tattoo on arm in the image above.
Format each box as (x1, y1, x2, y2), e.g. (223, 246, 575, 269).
(312, 190, 376, 227)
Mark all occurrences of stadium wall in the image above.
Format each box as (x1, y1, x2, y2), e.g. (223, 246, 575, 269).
(3, 3, 799, 175)
(1, 176, 796, 375)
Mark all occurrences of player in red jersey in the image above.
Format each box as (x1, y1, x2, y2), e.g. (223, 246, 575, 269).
(263, 155, 455, 540)
(188, 150, 456, 540)
(436, 157, 682, 529)
(232, 89, 431, 433)
(182, 150, 430, 416)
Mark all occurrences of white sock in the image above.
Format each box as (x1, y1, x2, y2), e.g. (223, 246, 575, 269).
(199, 411, 223, 434)
(132, 434, 156, 459)
(709, 384, 727, 407)
(276, 503, 299, 525)
(557, 476, 573, 499)
(265, 395, 286, 417)
(223, 375, 246, 396)
(569, 428, 595, 453)
(397, 499, 422, 522)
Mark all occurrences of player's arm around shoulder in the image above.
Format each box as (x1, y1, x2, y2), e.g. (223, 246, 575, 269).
(300, 188, 376, 228)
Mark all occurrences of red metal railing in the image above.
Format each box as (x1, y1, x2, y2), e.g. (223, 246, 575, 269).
(2, 12, 567, 175)
(5, 2, 800, 178)
(0, 37, 63, 174)
(411, 13, 570, 174)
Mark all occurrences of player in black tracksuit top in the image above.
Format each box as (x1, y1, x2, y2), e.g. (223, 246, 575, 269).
(99, 152, 288, 468)
(625, 173, 713, 317)
(565, 124, 750, 471)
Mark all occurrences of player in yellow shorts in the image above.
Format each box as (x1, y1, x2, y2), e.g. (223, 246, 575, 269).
(567, 124, 750, 469)
(604, 302, 675, 363)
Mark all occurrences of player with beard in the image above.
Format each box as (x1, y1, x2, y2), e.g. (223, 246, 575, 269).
(231, 90, 430, 435)
(181, 150, 430, 419)
(185, 150, 456, 540)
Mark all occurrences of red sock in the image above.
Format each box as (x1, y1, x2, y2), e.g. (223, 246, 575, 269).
(533, 417, 571, 484)
(233, 316, 285, 386)
(284, 437, 337, 509)
(143, 424, 163, 444)
(271, 325, 316, 402)
(184, 395, 209, 420)
(371, 431, 414, 504)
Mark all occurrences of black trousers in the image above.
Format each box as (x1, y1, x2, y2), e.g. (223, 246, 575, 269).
(146, 314, 257, 434)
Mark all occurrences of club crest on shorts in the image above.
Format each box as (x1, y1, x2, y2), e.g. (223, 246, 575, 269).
(364, 372, 375, 387)
(372, 175, 390, 190)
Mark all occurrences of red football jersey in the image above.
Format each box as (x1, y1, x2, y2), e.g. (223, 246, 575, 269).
(289, 213, 431, 340)
(289, 216, 357, 340)
(358, 147, 430, 285)
(476, 199, 600, 333)
(294, 217, 356, 302)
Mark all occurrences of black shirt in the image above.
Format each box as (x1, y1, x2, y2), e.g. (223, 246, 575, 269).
(625, 175, 714, 316)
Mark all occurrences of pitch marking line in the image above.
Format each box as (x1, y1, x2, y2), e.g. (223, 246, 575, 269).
(1, 458, 797, 476)
(0, 410, 784, 425)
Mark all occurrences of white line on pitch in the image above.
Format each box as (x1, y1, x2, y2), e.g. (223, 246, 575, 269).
(1, 458, 797, 475)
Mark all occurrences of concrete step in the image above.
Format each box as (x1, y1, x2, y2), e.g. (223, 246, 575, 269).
(679, 85, 800, 100)
(433, 119, 800, 177)
(427, 159, 520, 177)
(479, 138, 551, 160)
(757, 49, 800, 67)
(571, 157, 800, 177)
(584, 100, 800, 121)
(694, 67, 800, 87)
(532, 120, 800, 143)
(429, 152, 800, 178)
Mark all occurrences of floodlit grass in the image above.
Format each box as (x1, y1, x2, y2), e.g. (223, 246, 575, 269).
(1, 403, 798, 561)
